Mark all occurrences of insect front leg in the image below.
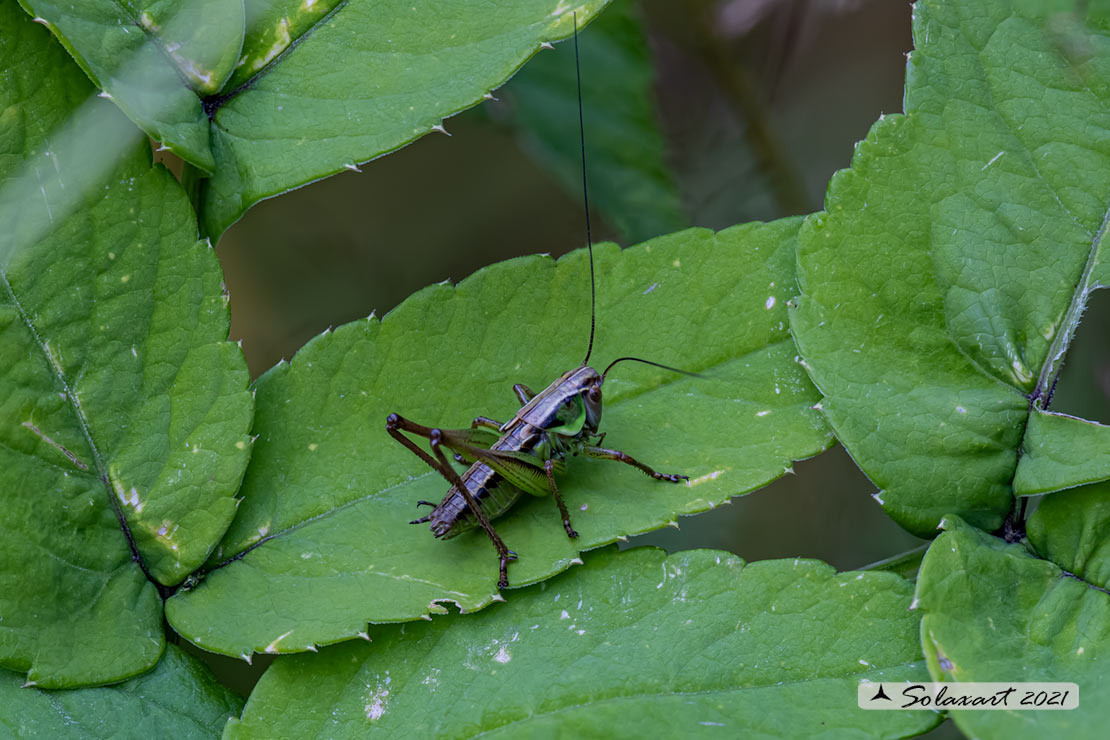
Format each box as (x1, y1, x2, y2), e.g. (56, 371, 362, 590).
(542, 458, 578, 539)
(582, 445, 689, 483)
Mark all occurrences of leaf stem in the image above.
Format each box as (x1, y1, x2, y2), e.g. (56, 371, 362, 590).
(859, 543, 929, 579)
(0, 272, 168, 596)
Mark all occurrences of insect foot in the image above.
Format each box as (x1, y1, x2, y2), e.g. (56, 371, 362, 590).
(655, 473, 689, 483)
(498, 550, 519, 590)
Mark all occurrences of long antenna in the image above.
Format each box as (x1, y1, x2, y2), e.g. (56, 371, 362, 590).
(602, 356, 705, 382)
(573, 12, 597, 367)
(570, 15, 701, 387)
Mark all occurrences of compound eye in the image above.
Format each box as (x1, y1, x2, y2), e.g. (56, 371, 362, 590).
(588, 385, 602, 404)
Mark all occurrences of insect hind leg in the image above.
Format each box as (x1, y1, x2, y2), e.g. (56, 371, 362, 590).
(386, 413, 462, 488)
(427, 428, 518, 589)
(388, 414, 515, 582)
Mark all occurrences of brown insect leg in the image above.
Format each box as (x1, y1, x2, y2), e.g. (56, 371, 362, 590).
(428, 429, 517, 589)
(543, 459, 578, 538)
(513, 384, 535, 405)
(389, 414, 516, 585)
(411, 500, 438, 521)
(386, 414, 461, 488)
(582, 445, 688, 483)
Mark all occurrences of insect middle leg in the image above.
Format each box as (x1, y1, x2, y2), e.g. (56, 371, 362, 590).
(542, 458, 578, 539)
(582, 445, 688, 483)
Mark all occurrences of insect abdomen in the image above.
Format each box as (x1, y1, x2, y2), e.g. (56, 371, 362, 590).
(428, 463, 523, 539)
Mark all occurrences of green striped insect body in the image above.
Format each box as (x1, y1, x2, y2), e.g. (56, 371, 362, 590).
(385, 17, 693, 589)
(387, 356, 690, 589)
(407, 367, 600, 539)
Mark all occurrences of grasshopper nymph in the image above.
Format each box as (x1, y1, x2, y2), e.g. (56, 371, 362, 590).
(386, 15, 696, 588)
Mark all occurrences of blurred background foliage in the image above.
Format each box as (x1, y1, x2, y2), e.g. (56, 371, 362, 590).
(193, 0, 1109, 704)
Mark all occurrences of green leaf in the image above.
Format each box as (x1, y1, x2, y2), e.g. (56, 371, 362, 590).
(20, 1, 616, 239)
(201, 0, 612, 238)
(916, 516, 1110, 739)
(19, 0, 245, 170)
(500, 0, 686, 243)
(226, 0, 343, 91)
(224, 548, 935, 738)
(0, 645, 242, 738)
(1027, 480, 1110, 590)
(166, 219, 831, 658)
(1015, 410, 1110, 495)
(790, 0, 1110, 535)
(0, 1, 252, 687)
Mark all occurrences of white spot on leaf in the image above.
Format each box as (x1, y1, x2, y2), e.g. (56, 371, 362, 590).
(365, 683, 390, 721)
(981, 151, 1004, 170)
(686, 470, 725, 487)
(264, 630, 293, 653)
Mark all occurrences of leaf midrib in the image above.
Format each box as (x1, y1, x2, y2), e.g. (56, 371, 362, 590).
(107, 0, 197, 95)
(0, 269, 154, 584)
(203, 0, 350, 118)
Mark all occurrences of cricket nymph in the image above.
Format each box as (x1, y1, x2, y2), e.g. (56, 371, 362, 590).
(416, 366, 602, 540)
(387, 359, 691, 589)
